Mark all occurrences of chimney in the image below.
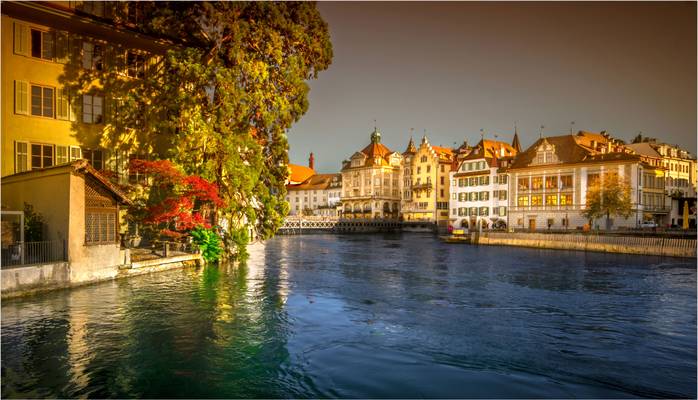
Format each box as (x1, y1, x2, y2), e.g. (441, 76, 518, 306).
(309, 152, 315, 170)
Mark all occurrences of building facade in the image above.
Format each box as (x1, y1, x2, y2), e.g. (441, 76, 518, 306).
(400, 135, 454, 228)
(286, 172, 342, 217)
(2, 1, 166, 179)
(340, 128, 403, 219)
(508, 132, 666, 231)
(449, 139, 517, 230)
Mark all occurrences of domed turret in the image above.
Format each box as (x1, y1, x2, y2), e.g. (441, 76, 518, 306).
(371, 127, 381, 143)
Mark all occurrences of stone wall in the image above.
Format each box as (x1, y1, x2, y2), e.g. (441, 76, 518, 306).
(1, 262, 70, 295)
(476, 232, 696, 258)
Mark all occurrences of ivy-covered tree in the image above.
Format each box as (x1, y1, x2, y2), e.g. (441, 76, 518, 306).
(582, 173, 633, 230)
(65, 2, 332, 255)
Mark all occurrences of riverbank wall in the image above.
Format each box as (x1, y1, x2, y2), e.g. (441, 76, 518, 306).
(1, 251, 202, 300)
(473, 232, 696, 258)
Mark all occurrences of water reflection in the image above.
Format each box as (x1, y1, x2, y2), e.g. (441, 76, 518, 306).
(2, 234, 696, 398)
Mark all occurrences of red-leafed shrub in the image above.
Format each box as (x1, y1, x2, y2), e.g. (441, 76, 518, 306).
(128, 159, 224, 238)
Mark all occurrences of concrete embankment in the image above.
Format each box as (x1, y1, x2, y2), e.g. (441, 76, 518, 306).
(2, 252, 201, 299)
(473, 232, 696, 258)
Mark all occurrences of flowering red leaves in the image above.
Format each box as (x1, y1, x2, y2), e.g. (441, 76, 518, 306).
(129, 159, 225, 237)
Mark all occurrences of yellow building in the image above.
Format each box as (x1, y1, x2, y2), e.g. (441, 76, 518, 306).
(400, 135, 454, 228)
(2, 1, 166, 179)
(340, 128, 402, 220)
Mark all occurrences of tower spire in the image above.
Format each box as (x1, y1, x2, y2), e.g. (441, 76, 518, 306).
(512, 122, 521, 152)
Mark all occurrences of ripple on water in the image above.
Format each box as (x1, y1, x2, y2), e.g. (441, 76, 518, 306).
(2, 234, 696, 398)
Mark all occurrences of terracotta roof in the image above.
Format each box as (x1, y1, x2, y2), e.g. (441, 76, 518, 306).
(343, 141, 398, 170)
(287, 173, 336, 191)
(432, 145, 454, 159)
(510, 134, 652, 170)
(288, 163, 315, 184)
(574, 130, 609, 150)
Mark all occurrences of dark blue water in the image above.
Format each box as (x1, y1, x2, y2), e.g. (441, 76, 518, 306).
(2, 234, 696, 398)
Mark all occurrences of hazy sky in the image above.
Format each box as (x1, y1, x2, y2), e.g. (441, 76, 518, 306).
(287, 2, 696, 173)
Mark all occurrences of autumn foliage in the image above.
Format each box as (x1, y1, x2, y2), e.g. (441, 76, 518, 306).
(129, 159, 225, 238)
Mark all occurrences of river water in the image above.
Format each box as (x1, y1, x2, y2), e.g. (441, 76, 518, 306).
(2, 234, 696, 398)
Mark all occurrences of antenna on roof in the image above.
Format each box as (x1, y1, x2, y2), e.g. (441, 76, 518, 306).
(539, 125, 545, 139)
(373, 118, 377, 131)
(570, 121, 575, 134)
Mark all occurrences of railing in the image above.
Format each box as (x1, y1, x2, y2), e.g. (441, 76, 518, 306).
(1, 240, 67, 268)
(151, 241, 199, 257)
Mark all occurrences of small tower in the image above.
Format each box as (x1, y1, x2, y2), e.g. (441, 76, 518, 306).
(512, 124, 522, 153)
(308, 152, 315, 170)
(404, 136, 417, 154)
(370, 127, 381, 144)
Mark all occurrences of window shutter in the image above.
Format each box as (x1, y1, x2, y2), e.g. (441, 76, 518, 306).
(15, 141, 29, 173)
(14, 80, 29, 115)
(13, 22, 29, 56)
(56, 88, 70, 120)
(56, 31, 70, 63)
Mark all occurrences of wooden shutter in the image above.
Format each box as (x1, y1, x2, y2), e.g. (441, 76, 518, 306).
(14, 80, 28, 115)
(13, 22, 29, 56)
(15, 141, 29, 173)
(56, 88, 70, 120)
(56, 31, 70, 63)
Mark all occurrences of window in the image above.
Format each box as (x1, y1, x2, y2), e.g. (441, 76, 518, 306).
(440, 176, 444, 185)
(479, 207, 489, 216)
(470, 207, 477, 216)
(417, 166, 421, 174)
(421, 155, 427, 163)
(518, 177, 530, 190)
(518, 195, 529, 206)
(31, 85, 54, 117)
(498, 175, 508, 184)
(15, 141, 28, 173)
(560, 194, 573, 205)
(498, 206, 507, 217)
(467, 163, 473, 171)
(85, 211, 116, 244)
(82, 148, 103, 170)
(31, 144, 53, 169)
(56, 88, 71, 120)
(82, 94, 103, 123)
(531, 177, 543, 190)
(531, 195, 543, 206)
(441, 165, 445, 173)
(82, 42, 104, 70)
(70, 146, 82, 161)
(31, 29, 54, 60)
(427, 165, 431, 173)
(56, 145, 69, 164)
(545, 194, 558, 206)
(560, 175, 573, 188)
(499, 190, 507, 200)
(545, 176, 558, 189)
(587, 173, 600, 188)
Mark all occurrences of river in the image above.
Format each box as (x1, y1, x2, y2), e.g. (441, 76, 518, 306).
(2, 234, 696, 398)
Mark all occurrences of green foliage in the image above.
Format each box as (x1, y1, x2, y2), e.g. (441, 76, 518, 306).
(226, 226, 250, 261)
(23, 203, 44, 242)
(191, 227, 223, 264)
(63, 2, 333, 257)
(582, 173, 633, 228)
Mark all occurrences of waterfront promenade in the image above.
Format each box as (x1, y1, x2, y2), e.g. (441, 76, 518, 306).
(2, 234, 695, 398)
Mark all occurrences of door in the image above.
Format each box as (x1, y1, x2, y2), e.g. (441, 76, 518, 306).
(529, 219, 536, 232)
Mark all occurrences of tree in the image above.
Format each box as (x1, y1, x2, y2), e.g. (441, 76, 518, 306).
(582, 173, 633, 230)
(128, 159, 225, 239)
(64, 2, 332, 256)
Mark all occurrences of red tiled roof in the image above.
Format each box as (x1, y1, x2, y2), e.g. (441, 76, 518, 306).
(288, 163, 315, 184)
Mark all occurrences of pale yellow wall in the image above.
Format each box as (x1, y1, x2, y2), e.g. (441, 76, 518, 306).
(1, 168, 71, 242)
(2, 14, 113, 177)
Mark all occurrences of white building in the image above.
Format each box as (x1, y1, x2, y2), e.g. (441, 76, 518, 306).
(449, 139, 517, 230)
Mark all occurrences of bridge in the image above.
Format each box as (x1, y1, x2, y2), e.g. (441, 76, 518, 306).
(278, 217, 402, 235)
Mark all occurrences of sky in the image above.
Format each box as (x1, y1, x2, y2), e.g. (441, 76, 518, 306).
(287, 2, 696, 173)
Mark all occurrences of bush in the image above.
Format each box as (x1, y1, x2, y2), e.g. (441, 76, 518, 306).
(190, 227, 223, 264)
(23, 203, 44, 242)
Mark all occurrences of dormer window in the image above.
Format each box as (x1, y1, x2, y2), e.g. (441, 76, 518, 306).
(532, 142, 558, 165)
